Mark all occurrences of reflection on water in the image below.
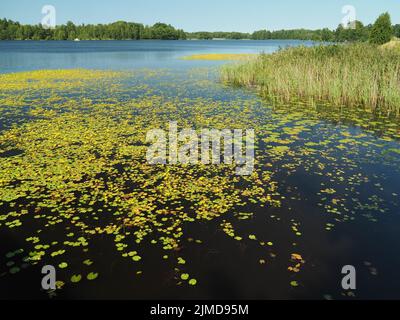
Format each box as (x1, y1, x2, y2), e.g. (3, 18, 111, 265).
(0, 42, 399, 300)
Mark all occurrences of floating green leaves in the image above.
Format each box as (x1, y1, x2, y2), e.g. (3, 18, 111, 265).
(87, 272, 99, 281)
(71, 274, 82, 283)
(51, 250, 66, 257)
(189, 279, 198, 286)
(181, 273, 190, 281)
(9, 267, 20, 274)
(83, 259, 93, 266)
(6, 252, 15, 259)
(5, 249, 23, 259)
(0, 67, 399, 298)
(6, 261, 15, 267)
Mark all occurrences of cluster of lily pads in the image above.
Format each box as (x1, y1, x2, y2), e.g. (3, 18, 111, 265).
(0, 68, 399, 298)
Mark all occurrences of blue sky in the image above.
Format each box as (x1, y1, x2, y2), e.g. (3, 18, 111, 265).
(1, 0, 399, 32)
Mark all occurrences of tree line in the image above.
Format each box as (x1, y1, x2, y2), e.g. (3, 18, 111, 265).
(190, 13, 398, 44)
(0, 13, 398, 43)
(0, 20, 187, 40)
(250, 13, 398, 44)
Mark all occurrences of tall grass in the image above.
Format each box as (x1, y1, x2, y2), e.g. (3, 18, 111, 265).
(221, 43, 400, 116)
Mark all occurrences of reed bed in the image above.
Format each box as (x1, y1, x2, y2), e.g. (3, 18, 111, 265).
(221, 43, 400, 116)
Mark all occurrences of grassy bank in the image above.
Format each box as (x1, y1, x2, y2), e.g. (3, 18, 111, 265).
(221, 43, 400, 116)
(381, 38, 400, 52)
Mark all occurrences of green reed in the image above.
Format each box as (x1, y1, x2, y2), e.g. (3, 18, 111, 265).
(221, 43, 400, 117)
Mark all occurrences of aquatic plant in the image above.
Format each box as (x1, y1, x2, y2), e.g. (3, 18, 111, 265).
(221, 43, 400, 116)
(0, 69, 282, 294)
(0, 68, 399, 299)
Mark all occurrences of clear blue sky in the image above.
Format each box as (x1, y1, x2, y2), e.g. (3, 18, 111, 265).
(1, 0, 399, 32)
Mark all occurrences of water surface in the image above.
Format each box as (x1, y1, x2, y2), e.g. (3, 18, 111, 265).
(0, 40, 315, 72)
(0, 40, 399, 300)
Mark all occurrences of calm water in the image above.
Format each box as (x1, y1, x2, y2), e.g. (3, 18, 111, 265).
(0, 40, 400, 300)
(0, 40, 315, 72)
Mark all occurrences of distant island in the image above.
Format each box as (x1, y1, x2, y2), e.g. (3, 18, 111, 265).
(1, 17, 399, 41)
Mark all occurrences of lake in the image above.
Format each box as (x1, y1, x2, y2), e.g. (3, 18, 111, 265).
(0, 40, 315, 72)
(0, 40, 399, 300)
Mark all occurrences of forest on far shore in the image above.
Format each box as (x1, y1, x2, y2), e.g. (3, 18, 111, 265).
(1, 15, 399, 41)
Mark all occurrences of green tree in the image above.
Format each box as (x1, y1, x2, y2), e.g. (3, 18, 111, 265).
(369, 12, 393, 44)
(54, 26, 68, 40)
(393, 24, 400, 38)
(252, 30, 271, 40)
(335, 21, 368, 42)
(319, 28, 335, 42)
(65, 21, 76, 40)
(150, 23, 180, 40)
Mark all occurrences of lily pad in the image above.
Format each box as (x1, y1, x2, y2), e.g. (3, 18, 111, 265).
(87, 272, 99, 281)
(9, 267, 20, 274)
(189, 279, 197, 286)
(71, 274, 82, 283)
(181, 273, 189, 281)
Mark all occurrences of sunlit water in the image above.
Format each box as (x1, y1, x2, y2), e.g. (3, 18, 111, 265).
(0, 41, 399, 300)
(0, 40, 316, 73)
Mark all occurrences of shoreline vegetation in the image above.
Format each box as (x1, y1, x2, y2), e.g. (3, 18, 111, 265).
(221, 42, 400, 117)
(220, 13, 400, 117)
(1, 12, 399, 41)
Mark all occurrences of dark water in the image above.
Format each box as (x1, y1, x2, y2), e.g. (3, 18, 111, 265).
(0, 41, 399, 300)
